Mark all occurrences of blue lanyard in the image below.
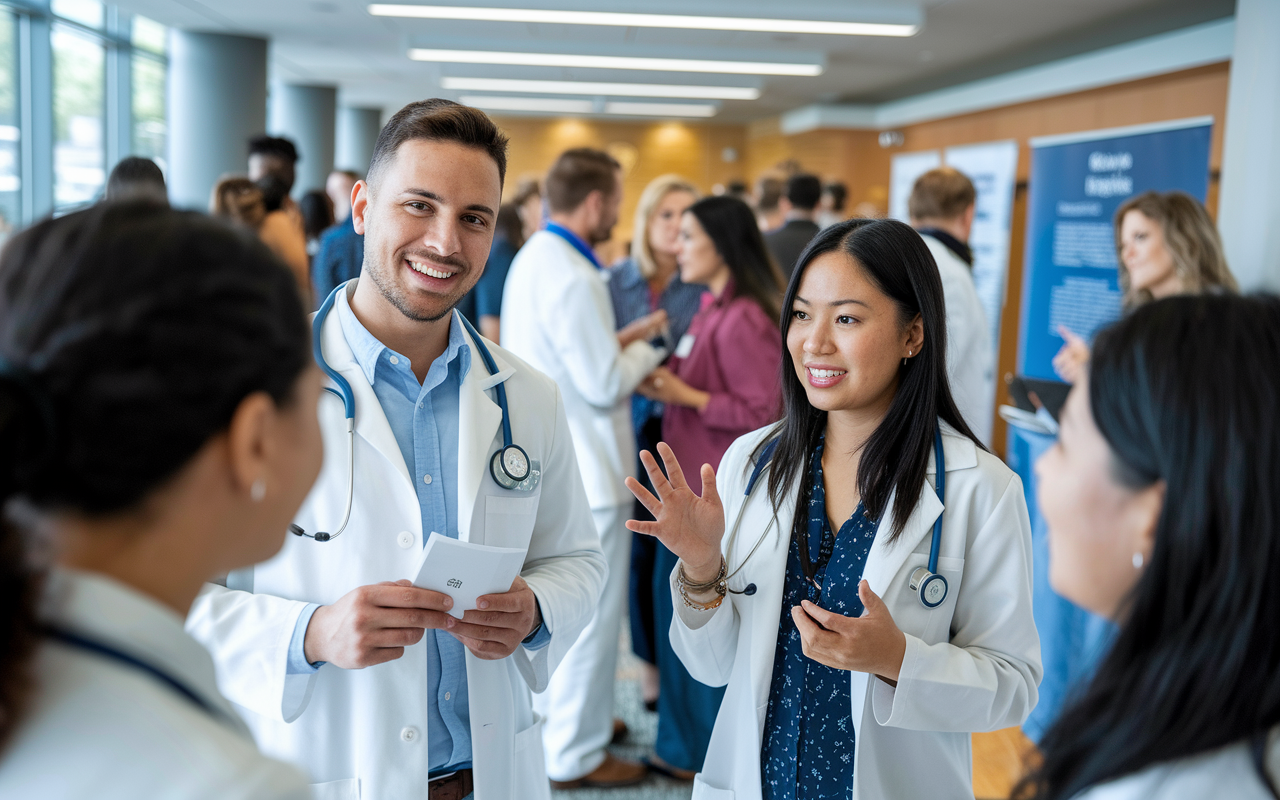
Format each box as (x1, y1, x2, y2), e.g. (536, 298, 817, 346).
(545, 222, 602, 270)
(45, 626, 231, 725)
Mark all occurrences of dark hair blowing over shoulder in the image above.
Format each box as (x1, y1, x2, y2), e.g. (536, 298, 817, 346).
(685, 195, 785, 322)
(755, 218, 981, 539)
(1016, 293, 1280, 799)
(0, 201, 310, 751)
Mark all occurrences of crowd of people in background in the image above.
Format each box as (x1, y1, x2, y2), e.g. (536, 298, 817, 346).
(4, 96, 1277, 800)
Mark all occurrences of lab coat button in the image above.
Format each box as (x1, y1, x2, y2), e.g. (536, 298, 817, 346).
(397, 531, 414, 549)
(400, 726, 418, 742)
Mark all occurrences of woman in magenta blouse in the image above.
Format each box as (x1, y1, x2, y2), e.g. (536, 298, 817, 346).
(635, 195, 785, 780)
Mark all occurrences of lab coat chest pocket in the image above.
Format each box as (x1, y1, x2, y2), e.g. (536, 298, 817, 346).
(484, 494, 540, 550)
(892, 554, 965, 645)
(310, 778, 359, 800)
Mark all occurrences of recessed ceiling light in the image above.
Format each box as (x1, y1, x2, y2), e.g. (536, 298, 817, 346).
(370, 4, 918, 37)
(604, 102, 717, 118)
(459, 96, 594, 114)
(441, 77, 759, 100)
(409, 48, 822, 76)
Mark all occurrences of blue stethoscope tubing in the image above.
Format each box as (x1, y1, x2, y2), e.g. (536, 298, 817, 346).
(723, 425, 948, 609)
(291, 283, 527, 543)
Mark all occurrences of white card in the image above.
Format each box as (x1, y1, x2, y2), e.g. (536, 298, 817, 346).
(411, 532, 527, 619)
(673, 333, 696, 359)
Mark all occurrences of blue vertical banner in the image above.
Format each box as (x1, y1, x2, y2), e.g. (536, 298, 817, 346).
(1018, 117, 1214, 379)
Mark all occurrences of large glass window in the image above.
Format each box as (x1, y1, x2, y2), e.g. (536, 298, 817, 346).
(131, 16, 166, 165)
(0, 9, 19, 240)
(52, 23, 105, 210)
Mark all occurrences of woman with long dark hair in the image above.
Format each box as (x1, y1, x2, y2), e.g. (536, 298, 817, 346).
(633, 195, 784, 780)
(1022, 293, 1280, 799)
(626, 218, 1041, 798)
(0, 202, 319, 797)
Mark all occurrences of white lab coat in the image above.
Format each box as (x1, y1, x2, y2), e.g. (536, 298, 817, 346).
(0, 568, 310, 800)
(500, 229, 664, 510)
(186, 295, 607, 800)
(922, 234, 996, 447)
(671, 423, 1042, 800)
(1073, 731, 1279, 800)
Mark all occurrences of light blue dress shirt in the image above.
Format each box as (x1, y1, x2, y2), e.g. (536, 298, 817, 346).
(285, 289, 549, 776)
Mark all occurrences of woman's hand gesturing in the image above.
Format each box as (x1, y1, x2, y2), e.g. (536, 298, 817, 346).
(624, 442, 725, 583)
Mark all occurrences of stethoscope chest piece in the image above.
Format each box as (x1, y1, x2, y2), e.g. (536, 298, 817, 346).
(909, 567, 948, 608)
(491, 444, 531, 489)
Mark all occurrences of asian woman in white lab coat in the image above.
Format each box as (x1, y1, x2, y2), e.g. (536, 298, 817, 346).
(626, 218, 1042, 799)
(1021, 294, 1280, 800)
(0, 202, 319, 799)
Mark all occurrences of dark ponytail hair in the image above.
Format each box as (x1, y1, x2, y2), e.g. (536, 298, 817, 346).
(686, 196, 785, 323)
(756, 218, 981, 539)
(1016, 294, 1280, 799)
(0, 200, 310, 750)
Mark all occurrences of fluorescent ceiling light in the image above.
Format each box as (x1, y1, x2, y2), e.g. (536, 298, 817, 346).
(604, 102, 717, 117)
(441, 76, 759, 100)
(371, 4, 918, 37)
(460, 95, 594, 113)
(409, 48, 821, 76)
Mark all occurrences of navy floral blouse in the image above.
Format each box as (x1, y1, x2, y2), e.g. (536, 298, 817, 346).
(760, 440, 878, 800)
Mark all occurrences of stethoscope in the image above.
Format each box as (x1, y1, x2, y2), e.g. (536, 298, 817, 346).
(289, 283, 531, 543)
(721, 425, 949, 609)
(45, 626, 234, 725)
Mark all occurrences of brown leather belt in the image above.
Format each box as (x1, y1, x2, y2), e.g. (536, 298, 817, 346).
(428, 768, 474, 800)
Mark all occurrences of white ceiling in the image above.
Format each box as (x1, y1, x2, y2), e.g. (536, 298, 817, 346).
(109, 0, 1234, 123)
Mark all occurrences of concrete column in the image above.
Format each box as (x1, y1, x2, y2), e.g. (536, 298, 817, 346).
(270, 84, 337, 197)
(336, 106, 383, 176)
(1218, 0, 1280, 291)
(166, 31, 267, 211)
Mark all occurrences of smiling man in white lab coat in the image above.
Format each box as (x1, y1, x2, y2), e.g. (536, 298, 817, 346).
(501, 148, 667, 788)
(186, 100, 606, 800)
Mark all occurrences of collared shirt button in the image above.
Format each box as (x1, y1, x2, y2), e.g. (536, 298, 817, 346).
(444, 691, 451, 701)
(396, 531, 414, 549)
(423, 473, 432, 484)
(389, 355, 400, 365)
(400, 726, 418, 742)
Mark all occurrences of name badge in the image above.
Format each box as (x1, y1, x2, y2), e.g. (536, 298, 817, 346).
(674, 334, 696, 359)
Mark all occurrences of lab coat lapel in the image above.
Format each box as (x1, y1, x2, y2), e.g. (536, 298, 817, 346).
(861, 472, 943, 595)
(743, 475, 799, 711)
(456, 324, 506, 544)
(318, 303, 415, 493)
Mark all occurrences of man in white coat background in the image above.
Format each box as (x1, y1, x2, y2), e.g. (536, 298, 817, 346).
(186, 99, 607, 800)
(501, 148, 668, 788)
(910, 167, 997, 446)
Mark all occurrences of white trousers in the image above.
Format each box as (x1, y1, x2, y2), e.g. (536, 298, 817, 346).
(534, 503, 632, 781)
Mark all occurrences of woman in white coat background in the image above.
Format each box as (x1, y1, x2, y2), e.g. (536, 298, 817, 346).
(1020, 293, 1280, 800)
(627, 217, 1042, 799)
(0, 202, 317, 798)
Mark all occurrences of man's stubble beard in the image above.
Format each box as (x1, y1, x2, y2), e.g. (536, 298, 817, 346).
(363, 222, 473, 323)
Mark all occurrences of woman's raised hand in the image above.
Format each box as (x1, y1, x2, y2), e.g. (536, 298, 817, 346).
(624, 442, 725, 583)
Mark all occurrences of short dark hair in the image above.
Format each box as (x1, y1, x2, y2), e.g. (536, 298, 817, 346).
(823, 181, 848, 212)
(908, 167, 976, 222)
(105, 157, 167, 203)
(247, 135, 299, 165)
(544, 148, 620, 214)
(367, 99, 509, 189)
(785, 174, 822, 211)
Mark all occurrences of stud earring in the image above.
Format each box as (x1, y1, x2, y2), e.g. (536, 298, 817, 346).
(1132, 552, 1144, 569)
(250, 479, 266, 502)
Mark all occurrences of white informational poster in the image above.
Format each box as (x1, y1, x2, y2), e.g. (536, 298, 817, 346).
(888, 150, 941, 222)
(942, 140, 1020, 368)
